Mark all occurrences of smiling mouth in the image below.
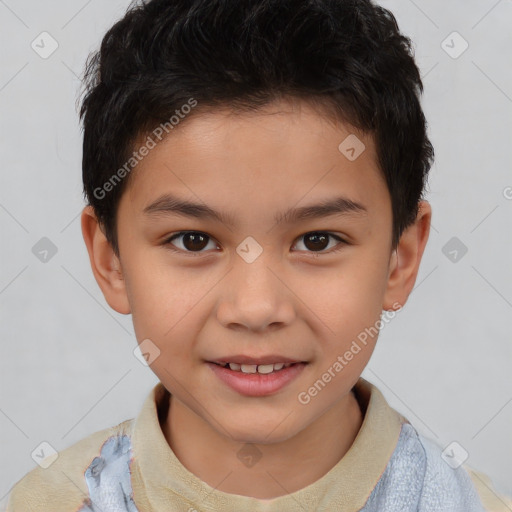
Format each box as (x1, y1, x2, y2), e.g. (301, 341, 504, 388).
(211, 361, 306, 374)
(207, 360, 309, 396)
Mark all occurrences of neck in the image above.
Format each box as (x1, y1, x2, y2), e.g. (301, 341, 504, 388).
(161, 389, 364, 499)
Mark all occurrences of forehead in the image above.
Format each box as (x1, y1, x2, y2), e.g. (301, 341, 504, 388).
(122, 99, 390, 224)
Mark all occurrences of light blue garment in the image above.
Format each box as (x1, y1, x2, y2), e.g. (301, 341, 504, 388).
(78, 435, 139, 512)
(76, 424, 485, 511)
(362, 423, 486, 511)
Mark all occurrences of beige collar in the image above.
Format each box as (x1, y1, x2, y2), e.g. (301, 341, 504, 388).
(130, 377, 407, 511)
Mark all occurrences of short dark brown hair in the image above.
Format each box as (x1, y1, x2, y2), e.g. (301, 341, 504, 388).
(80, 0, 434, 256)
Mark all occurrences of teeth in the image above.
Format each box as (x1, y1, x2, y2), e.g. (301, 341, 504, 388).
(220, 362, 296, 374)
(257, 364, 274, 374)
(240, 364, 257, 374)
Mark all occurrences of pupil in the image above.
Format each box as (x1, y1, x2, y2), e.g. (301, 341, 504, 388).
(305, 232, 328, 251)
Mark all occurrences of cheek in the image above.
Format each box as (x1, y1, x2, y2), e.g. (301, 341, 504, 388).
(123, 258, 206, 344)
(294, 259, 386, 335)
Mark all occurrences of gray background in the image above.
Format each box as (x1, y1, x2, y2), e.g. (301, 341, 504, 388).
(1, 0, 511, 504)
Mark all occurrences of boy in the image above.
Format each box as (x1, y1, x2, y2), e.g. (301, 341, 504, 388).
(6, 0, 512, 510)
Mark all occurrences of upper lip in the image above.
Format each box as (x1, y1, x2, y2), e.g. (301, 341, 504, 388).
(209, 355, 307, 365)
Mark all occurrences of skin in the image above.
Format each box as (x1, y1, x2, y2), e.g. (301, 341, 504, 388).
(81, 97, 431, 499)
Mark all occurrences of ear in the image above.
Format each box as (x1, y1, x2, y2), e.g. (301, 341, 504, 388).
(382, 200, 432, 311)
(81, 205, 131, 315)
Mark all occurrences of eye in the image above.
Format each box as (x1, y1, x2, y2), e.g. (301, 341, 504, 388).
(292, 232, 347, 254)
(162, 230, 347, 256)
(163, 231, 218, 255)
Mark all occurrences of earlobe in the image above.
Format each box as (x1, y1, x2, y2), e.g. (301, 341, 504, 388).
(80, 206, 131, 315)
(382, 200, 432, 311)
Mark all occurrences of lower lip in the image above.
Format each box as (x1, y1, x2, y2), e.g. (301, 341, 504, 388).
(207, 362, 307, 397)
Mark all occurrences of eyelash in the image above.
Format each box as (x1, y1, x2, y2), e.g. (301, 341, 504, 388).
(161, 231, 348, 257)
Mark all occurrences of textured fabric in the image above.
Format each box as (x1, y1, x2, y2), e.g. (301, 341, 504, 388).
(76, 434, 138, 512)
(362, 424, 486, 511)
(5, 377, 512, 511)
(35, 424, 487, 512)
(127, 376, 405, 511)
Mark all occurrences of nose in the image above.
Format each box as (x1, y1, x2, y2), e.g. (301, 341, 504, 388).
(216, 254, 295, 333)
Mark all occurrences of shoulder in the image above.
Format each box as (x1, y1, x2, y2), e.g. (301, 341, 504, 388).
(6, 419, 135, 512)
(464, 465, 512, 512)
(365, 422, 491, 511)
(416, 429, 512, 512)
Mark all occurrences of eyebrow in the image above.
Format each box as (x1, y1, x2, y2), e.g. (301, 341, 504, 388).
(143, 193, 368, 226)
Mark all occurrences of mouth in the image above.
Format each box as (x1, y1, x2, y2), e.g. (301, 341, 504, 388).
(207, 360, 308, 396)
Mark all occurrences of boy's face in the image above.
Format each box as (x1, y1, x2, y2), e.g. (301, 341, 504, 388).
(83, 98, 430, 444)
